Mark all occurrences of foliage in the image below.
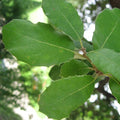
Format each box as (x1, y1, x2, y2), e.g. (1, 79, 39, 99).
(0, 0, 49, 118)
(18, 62, 51, 107)
(0, 103, 22, 120)
(0, 0, 43, 108)
(0, 58, 23, 107)
(40, 75, 94, 119)
(2, 0, 120, 119)
(0, 58, 49, 108)
(67, 98, 120, 120)
(92, 8, 120, 52)
(0, 0, 41, 22)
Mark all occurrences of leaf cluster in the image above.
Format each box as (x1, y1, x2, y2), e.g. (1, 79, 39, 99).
(2, 0, 120, 119)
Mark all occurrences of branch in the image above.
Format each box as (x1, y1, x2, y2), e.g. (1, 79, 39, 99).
(110, 0, 120, 9)
(95, 77, 115, 100)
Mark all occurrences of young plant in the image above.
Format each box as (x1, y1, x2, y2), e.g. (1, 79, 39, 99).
(2, 0, 120, 119)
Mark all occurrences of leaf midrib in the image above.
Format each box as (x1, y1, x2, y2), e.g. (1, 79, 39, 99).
(60, 10, 82, 40)
(46, 77, 94, 106)
(112, 78, 120, 87)
(57, 78, 94, 103)
(89, 50, 120, 80)
(9, 30, 75, 54)
(101, 19, 119, 48)
(90, 50, 120, 69)
(56, 0, 82, 40)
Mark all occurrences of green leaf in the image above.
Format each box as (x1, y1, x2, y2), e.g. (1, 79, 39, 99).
(74, 38, 93, 52)
(93, 8, 120, 52)
(39, 75, 94, 119)
(88, 48, 120, 81)
(60, 59, 89, 77)
(42, 0, 84, 41)
(3, 19, 74, 66)
(109, 78, 120, 103)
(49, 65, 61, 80)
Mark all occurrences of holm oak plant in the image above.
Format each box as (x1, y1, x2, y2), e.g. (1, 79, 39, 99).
(2, 0, 120, 119)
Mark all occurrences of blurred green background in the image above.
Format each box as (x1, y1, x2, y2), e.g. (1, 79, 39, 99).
(0, 0, 120, 120)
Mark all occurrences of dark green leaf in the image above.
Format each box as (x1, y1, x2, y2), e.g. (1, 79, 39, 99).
(93, 8, 120, 52)
(39, 75, 94, 119)
(88, 48, 120, 81)
(3, 19, 74, 66)
(74, 38, 93, 52)
(109, 78, 120, 103)
(60, 59, 89, 77)
(49, 65, 61, 80)
(42, 0, 84, 41)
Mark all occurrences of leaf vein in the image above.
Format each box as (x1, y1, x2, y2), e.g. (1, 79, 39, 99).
(101, 20, 119, 48)
(9, 31, 75, 54)
(56, 1, 82, 41)
(55, 78, 94, 103)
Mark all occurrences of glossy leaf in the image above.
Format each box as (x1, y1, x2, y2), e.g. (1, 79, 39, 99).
(42, 0, 84, 41)
(93, 8, 120, 52)
(3, 19, 74, 66)
(39, 75, 94, 119)
(109, 78, 120, 103)
(88, 48, 120, 81)
(60, 59, 89, 77)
